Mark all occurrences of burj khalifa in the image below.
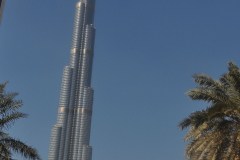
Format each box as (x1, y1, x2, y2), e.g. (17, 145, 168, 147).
(48, 0, 96, 160)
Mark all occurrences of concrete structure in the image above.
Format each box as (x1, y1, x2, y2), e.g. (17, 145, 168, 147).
(48, 0, 96, 159)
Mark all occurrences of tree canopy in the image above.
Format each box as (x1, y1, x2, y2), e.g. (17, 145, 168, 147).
(0, 82, 40, 160)
(179, 62, 240, 160)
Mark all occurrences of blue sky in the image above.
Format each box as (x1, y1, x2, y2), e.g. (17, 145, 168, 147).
(0, 0, 240, 159)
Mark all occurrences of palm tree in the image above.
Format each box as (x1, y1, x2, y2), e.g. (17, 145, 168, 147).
(179, 62, 240, 160)
(0, 82, 40, 160)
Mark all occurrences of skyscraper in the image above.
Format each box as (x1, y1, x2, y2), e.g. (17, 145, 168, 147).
(48, 0, 96, 160)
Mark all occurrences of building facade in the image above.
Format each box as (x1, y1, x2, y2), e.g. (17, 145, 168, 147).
(48, 0, 96, 160)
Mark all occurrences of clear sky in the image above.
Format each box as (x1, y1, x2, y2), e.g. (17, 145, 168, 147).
(0, 0, 240, 159)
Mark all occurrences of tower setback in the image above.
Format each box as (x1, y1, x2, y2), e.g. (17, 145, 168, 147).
(48, 0, 96, 160)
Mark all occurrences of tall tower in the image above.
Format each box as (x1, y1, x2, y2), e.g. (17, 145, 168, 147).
(48, 0, 96, 160)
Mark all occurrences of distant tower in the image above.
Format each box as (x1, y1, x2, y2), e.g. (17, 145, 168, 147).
(48, 0, 96, 160)
(0, 0, 6, 23)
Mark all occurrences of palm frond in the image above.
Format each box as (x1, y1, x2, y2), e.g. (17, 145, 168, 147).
(0, 82, 40, 159)
(0, 144, 12, 160)
(228, 62, 240, 92)
(187, 87, 229, 104)
(0, 82, 8, 95)
(0, 112, 27, 129)
(193, 74, 221, 89)
(179, 110, 207, 130)
(0, 93, 22, 115)
(0, 137, 40, 160)
(180, 62, 240, 160)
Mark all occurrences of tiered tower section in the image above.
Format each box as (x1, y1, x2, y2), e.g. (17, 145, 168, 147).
(48, 0, 96, 160)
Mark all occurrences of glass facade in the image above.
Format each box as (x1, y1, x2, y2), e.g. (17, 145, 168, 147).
(48, 1, 96, 160)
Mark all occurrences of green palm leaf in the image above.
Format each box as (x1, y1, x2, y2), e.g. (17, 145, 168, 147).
(180, 62, 240, 160)
(0, 82, 40, 160)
